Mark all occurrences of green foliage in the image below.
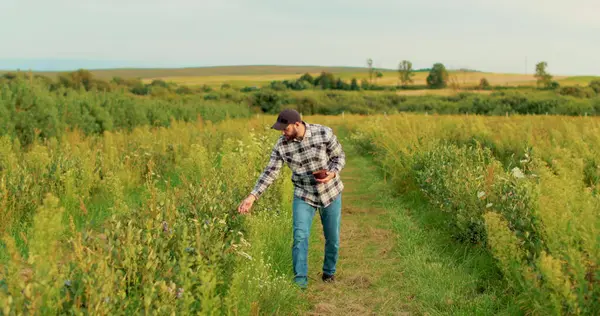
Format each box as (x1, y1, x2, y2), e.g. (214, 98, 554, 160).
(375, 71, 383, 84)
(0, 119, 303, 314)
(398, 60, 415, 86)
(479, 78, 491, 90)
(0, 78, 251, 146)
(426, 63, 449, 89)
(150, 79, 169, 88)
(350, 78, 360, 91)
(260, 90, 600, 116)
(412, 142, 540, 248)
(295, 96, 317, 115)
(559, 85, 596, 98)
(2, 71, 600, 152)
(314, 72, 336, 90)
(269, 81, 288, 91)
(348, 115, 600, 315)
(299, 73, 314, 85)
(175, 85, 193, 95)
(110, 76, 125, 85)
(250, 90, 284, 114)
(2, 72, 18, 80)
(240, 86, 259, 93)
(535, 61, 554, 89)
(130, 81, 150, 95)
(360, 79, 370, 90)
(589, 80, 600, 94)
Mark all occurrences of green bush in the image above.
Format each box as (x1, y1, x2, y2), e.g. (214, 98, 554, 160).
(347, 115, 600, 315)
(0, 120, 302, 315)
(412, 142, 540, 248)
(250, 90, 286, 114)
(559, 85, 596, 98)
(588, 80, 600, 94)
(0, 78, 251, 146)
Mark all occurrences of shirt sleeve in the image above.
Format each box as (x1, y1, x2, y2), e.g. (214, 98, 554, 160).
(326, 129, 346, 174)
(250, 143, 284, 199)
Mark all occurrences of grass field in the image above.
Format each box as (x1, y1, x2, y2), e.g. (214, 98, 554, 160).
(346, 114, 600, 315)
(135, 67, 598, 94)
(1, 61, 599, 314)
(143, 70, 563, 89)
(0, 111, 599, 314)
(1, 65, 374, 81)
(4, 65, 597, 91)
(336, 71, 570, 87)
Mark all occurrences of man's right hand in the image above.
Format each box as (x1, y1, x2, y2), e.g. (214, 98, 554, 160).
(238, 194, 256, 214)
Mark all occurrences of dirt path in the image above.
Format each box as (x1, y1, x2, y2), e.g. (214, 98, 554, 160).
(294, 136, 516, 316)
(300, 146, 410, 316)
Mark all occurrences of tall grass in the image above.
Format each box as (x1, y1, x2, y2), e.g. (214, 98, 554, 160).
(347, 114, 600, 315)
(0, 117, 303, 314)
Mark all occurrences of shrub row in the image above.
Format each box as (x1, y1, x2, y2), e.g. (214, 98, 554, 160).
(348, 114, 600, 315)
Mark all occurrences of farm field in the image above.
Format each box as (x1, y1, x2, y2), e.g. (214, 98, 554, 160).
(141, 70, 577, 89)
(0, 66, 368, 82)
(139, 68, 598, 90)
(4, 65, 598, 91)
(1, 110, 598, 315)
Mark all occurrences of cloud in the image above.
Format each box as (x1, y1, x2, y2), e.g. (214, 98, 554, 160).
(470, 0, 600, 28)
(0, 0, 598, 74)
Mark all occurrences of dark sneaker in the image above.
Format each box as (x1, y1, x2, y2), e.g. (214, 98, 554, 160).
(322, 273, 335, 283)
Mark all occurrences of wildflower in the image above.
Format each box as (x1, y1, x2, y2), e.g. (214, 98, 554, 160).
(477, 191, 486, 199)
(511, 167, 525, 179)
(177, 288, 184, 299)
(238, 251, 253, 260)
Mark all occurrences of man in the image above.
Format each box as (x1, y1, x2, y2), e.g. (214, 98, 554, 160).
(237, 108, 346, 289)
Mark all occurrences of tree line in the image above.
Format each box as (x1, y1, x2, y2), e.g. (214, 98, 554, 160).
(1, 71, 600, 148)
(0, 69, 214, 97)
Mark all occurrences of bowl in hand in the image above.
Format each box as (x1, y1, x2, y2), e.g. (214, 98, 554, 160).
(312, 169, 328, 180)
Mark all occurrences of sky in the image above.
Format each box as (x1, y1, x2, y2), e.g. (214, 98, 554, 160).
(0, 0, 598, 75)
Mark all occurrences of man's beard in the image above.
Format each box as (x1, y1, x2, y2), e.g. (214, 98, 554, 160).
(285, 127, 297, 140)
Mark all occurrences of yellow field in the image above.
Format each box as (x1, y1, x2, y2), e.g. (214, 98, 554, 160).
(394, 89, 494, 96)
(145, 71, 543, 88)
(142, 74, 303, 88)
(335, 71, 569, 87)
(143, 69, 595, 90)
(3, 65, 365, 81)
(6, 65, 595, 92)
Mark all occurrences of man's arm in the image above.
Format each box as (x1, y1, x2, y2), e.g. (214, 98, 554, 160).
(250, 144, 284, 199)
(326, 129, 346, 175)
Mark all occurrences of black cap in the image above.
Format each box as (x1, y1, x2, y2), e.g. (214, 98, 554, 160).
(271, 109, 302, 130)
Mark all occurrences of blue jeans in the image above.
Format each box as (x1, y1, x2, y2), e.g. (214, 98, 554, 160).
(292, 194, 342, 287)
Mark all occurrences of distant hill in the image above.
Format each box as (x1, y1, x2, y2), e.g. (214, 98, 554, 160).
(3, 63, 596, 89)
(0, 65, 397, 80)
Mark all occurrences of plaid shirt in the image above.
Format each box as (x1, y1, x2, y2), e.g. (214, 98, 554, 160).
(251, 122, 345, 208)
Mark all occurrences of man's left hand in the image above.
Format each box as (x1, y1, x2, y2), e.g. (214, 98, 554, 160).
(315, 171, 336, 184)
